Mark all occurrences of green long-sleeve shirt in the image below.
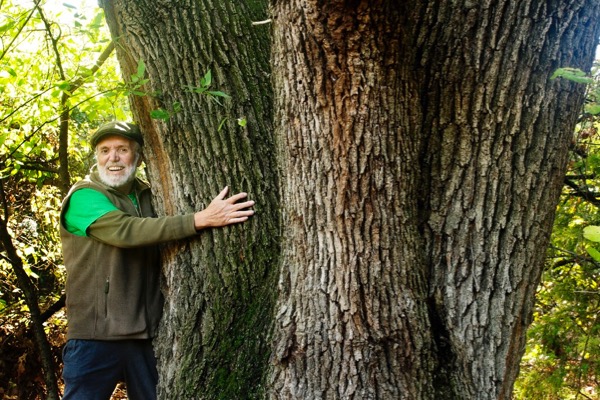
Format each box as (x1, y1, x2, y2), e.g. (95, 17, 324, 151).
(64, 187, 197, 248)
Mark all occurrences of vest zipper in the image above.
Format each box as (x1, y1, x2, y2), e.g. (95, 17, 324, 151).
(133, 191, 142, 217)
(104, 277, 110, 317)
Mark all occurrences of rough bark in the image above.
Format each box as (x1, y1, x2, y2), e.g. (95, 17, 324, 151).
(269, 1, 434, 399)
(269, 0, 600, 399)
(100, 0, 600, 398)
(420, 1, 600, 398)
(100, 1, 277, 399)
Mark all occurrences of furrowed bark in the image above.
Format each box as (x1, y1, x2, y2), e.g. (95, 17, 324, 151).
(100, 1, 278, 398)
(270, 2, 435, 398)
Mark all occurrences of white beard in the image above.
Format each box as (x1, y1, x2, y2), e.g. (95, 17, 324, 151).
(98, 161, 138, 188)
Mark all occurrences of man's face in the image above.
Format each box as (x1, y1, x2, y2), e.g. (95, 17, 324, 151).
(96, 135, 141, 188)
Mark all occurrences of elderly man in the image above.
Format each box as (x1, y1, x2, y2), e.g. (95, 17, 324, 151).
(60, 121, 254, 399)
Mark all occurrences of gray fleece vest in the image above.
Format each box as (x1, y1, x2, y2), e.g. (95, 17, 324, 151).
(60, 172, 163, 340)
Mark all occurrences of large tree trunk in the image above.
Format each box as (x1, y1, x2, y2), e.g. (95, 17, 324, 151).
(99, 1, 278, 398)
(100, 0, 600, 398)
(269, 2, 435, 399)
(420, 2, 600, 398)
(269, 1, 600, 399)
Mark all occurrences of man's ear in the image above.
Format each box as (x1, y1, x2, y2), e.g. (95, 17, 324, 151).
(137, 153, 144, 167)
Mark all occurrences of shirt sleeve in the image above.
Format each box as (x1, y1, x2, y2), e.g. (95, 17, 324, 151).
(88, 210, 198, 248)
(63, 188, 120, 236)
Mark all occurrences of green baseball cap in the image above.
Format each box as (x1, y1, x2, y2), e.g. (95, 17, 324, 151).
(90, 121, 144, 147)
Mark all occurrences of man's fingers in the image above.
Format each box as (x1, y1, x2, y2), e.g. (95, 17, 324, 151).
(223, 205, 255, 225)
(226, 191, 249, 203)
(233, 209, 254, 217)
(228, 217, 249, 224)
(216, 186, 229, 200)
(232, 200, 255, 210)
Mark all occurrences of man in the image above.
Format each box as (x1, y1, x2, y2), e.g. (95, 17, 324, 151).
(59, 121, 254, 399)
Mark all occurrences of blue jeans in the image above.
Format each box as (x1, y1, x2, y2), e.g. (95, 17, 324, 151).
(62, 339, 158, 400)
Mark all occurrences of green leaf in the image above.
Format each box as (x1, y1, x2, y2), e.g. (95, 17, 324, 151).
(550, 67, 594, 84)
(583, 226, 600, 242)
(150, 108, 171, 121)
(0, 21, 16, 34)
(90, 12, 104, 28)
(137, 59, 146, 79)
(185, 85, 206, 94)
(207, 90, 230, 98)
(56, 81, 72, 95)
(24, 266, 39, 279)
(218, 117, 227, 132)
(587, 247, 600, 262)
(200, 69, 212, 88)
(585, 103, 600, 115)
(237, 117, 247, 127)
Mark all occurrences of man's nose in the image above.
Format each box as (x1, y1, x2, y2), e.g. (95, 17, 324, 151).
(108, 150, 120, 161)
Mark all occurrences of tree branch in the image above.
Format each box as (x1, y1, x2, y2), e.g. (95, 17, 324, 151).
(0, 202, 59, 400)
(563, 177, 600, 207)
(0, 1, 39, 63)
(39, 294, 65, 323)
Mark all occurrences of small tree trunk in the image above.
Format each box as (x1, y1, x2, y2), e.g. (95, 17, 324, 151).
(0, 217, 59, 400)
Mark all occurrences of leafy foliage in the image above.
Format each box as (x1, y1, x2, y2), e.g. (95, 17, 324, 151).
(0, 0, 129, 397)
(152, 69, 232, 121)
(551, 67, 596, 85)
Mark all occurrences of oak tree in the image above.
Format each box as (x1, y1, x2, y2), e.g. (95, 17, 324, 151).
(100, 0, 600, 398)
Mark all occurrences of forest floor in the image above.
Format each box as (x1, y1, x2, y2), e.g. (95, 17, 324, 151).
(0, 310, 127, 399)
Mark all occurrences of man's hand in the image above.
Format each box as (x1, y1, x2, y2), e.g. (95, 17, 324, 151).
(194, 186, 255, 230)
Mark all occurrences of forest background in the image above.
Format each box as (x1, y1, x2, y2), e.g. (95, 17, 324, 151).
(0, 0, 599, 399)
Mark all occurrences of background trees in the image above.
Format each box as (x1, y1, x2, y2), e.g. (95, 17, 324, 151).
(0, 0, 128, 398)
